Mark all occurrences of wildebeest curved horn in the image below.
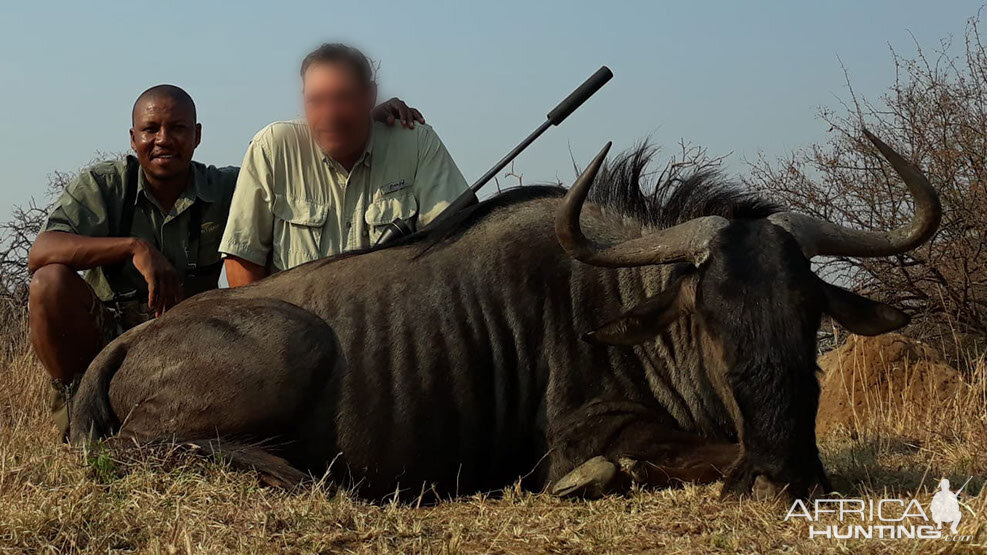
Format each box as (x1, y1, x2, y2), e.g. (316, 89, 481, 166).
(767, 128, 941, 258)
(556, 142, 728, 267)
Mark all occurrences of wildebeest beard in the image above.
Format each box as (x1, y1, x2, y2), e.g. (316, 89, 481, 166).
(69, 133, 937, 502)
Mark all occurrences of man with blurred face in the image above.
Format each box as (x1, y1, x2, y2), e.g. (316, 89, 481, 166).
(220, 43, 468, 284)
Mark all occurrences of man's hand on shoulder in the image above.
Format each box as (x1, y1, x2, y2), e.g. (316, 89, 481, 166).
(130, 239, 183, 316)
(373, 98, 425, 129)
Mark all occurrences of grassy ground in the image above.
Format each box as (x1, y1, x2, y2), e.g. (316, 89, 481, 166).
(0, 322, 985, 553)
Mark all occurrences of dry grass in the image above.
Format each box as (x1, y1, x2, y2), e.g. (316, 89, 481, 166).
(1, 321, 986, 553)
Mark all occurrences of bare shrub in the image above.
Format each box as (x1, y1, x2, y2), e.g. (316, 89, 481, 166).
(747, 16, 987, 348)
(0, 200, 49, 305)
(0, 155, 122, 360)
(0, 154, 121, 305)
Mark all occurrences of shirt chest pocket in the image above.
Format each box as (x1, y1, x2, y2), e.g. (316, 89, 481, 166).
(193, 219, 225, 268)
(272, 195, 329, 270)
(364, 192, 419, 244)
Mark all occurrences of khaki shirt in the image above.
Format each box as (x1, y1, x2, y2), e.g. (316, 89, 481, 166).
(219, 120, 468, 270)
(43, 156, 239, 302)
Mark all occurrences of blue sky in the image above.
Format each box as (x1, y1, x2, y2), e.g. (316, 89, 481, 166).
(0, 1, 982, 220)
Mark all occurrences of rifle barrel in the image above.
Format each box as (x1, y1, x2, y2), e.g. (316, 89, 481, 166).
(468, 120, 552, 195)
(401, 66, 613, 237)
(468, 66, 612, 196)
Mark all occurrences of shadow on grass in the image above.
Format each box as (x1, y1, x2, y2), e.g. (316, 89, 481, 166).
(822, 433, 985, 497)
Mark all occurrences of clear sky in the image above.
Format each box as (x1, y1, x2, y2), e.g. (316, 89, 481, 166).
(0, 1, 982, 221)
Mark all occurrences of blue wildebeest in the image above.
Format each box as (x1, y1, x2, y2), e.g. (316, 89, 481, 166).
(70, 129, 939, 501)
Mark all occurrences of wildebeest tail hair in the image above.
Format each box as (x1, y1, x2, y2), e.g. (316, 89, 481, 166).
(68, 339, 128, 444)
(183, 439, 309, 487)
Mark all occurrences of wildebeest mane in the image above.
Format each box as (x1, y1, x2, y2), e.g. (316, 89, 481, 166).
(587, 142, 782, 228)
(315, 186, 564, 264)
(339, 143, 781, 259)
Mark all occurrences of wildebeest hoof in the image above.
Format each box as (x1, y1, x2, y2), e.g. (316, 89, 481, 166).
(723, 462, 828, 502)
(617, 456, 647, 483)
(753, 475, 828, 502)
(552, 456, 617, 499)
(719, 460, 756, 500)
(752, 475, 786, 501)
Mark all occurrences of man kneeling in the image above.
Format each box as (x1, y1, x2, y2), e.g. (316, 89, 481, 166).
(28, 86, 238, 438)
(29, 83, 425, 438)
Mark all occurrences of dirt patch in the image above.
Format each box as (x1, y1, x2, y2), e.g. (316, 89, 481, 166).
(816, 333, 964, 435)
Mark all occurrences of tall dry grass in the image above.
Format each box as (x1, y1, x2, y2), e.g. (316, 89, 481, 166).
(0, 321, 984, 553)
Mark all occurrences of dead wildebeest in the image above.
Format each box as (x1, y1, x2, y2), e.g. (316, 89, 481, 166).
(69, 129, 939, 501)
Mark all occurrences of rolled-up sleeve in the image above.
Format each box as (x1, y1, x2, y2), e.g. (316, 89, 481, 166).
(219, 131, 276, 266)
(414, 126, 468, 226)
(44, 170, 110, 237)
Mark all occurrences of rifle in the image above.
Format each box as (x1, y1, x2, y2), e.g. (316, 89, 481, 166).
(955, 476, 973, 495)
(374, 66, 613, 245)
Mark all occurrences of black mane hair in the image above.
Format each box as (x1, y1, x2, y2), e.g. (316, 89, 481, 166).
(346, 143, 782, 259)
(587, 142, 781, 228)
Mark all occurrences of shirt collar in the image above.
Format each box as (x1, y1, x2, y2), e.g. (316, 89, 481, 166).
(135, 161, 213, 213)
(321, 123, 375, 170)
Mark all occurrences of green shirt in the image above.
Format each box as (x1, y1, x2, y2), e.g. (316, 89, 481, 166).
(219, 120, 468, 271)
(43, 156, 239, 302)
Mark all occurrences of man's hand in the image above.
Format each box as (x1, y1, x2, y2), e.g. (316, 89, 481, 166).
(373, 97, 426, 129)
(131, 239, 183, 316)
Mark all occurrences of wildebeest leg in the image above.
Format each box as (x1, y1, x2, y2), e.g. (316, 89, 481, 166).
(615, 441, 739, 487)
(100, 436, 308, 487)
(552, 438, 738, 499)
(720, 450, 830, 500)
(548, 399, 738, 498)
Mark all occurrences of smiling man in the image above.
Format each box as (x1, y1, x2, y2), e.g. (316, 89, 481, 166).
(27, 85, 237, 436)
(220, 43, 468, 285)
(28, 84, 425, 437)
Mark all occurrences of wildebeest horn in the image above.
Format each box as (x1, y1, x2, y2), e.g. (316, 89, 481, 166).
(767, 128, 942, 258)
(556, 142, 728, 267)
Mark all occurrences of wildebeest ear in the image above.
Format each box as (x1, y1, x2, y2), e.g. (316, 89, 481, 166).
(584, 273, 696, 346)
(820, 280, 910, 336)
